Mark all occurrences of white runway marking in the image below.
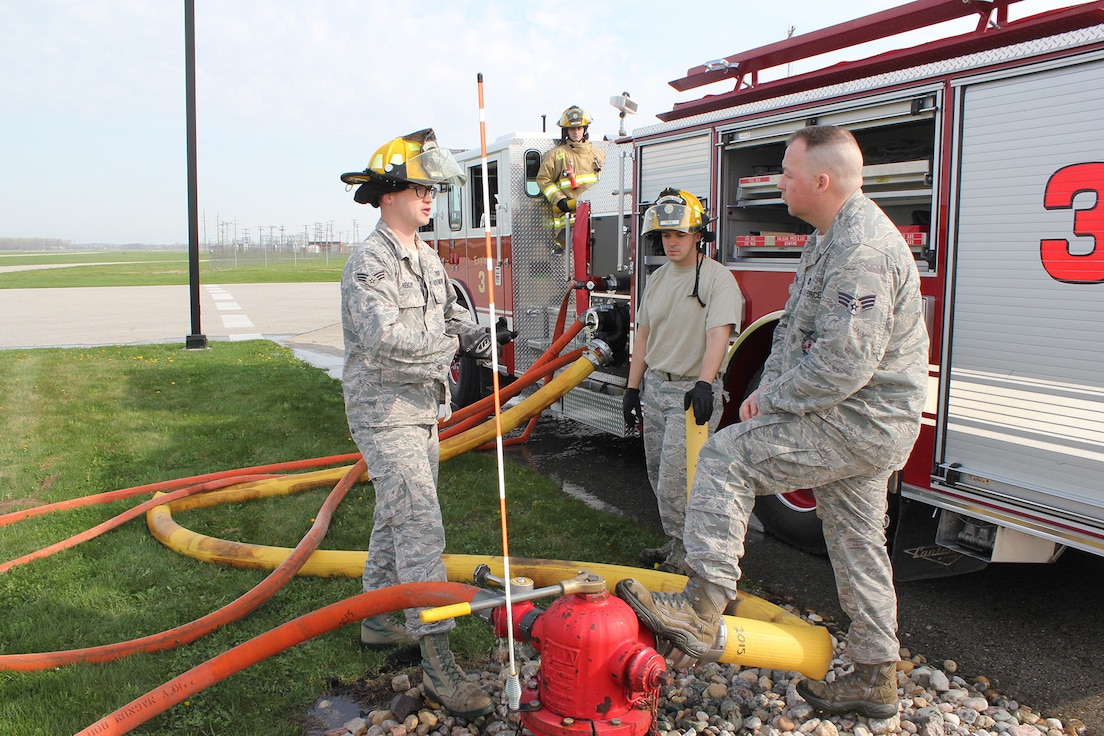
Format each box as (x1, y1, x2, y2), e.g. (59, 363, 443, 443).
(221, 314, 255, 329)
(206, 285, 261, 339)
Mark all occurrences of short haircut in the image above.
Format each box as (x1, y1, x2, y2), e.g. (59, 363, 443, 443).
(787, 125, 863, 186)
(787, 124, 857, 150)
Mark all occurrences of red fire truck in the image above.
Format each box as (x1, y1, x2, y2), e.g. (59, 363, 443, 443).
(421, 0, 1104, 579)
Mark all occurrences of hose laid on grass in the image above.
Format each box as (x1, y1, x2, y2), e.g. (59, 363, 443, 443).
(0, 453, 361, 529)
(151, 510, 834, 675)
(0, 347, 600, 672)
(74, 582, 483, 736)
(1, 347, 600, 670)
(0, 474, 276, 574)
(0, 460, 365, 672)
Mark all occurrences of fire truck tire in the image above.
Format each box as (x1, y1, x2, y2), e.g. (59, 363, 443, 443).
(753, 472, 901, 556)
(753, 494, 828, 556)
(449, 353, 481, 409)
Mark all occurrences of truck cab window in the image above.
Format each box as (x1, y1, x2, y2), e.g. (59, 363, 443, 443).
(448, 182, 462, 231)
(524, 149, 542, 197)
(469, 160, 499, 227)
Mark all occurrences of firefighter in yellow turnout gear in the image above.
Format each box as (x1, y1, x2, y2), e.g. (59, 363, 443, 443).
(536, 105, 605, 248)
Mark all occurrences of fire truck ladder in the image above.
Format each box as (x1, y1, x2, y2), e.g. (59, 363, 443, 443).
(659, 0, 1104, 121)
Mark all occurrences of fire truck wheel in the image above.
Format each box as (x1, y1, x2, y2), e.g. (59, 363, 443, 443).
(753, 472, 900, 556)
(449, 353, 481, 409)
(753, 492, 828, 556)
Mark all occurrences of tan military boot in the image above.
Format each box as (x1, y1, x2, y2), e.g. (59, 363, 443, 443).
(359, 615, 415, 649)
(797, 661, 900, 719)
(656, 538, 688, 574)
(615, 575, 731, 659)
(639, 537, 675, 567)
(418, 633, 494, 719)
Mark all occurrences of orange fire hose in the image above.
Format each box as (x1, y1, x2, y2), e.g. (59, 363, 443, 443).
(74, 582, 482, 736)
(0, 474, 276, 574)
(0, 459, 365, 672)
(0, 452, 359, 529)
(440, 353, 601, 458)
(442, 316, 583, 429)
(439, 347, 585, 440)
(483, 286, 581, 449)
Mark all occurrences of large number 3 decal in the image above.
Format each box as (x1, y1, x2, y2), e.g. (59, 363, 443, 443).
(1041, 162, 1104, 284)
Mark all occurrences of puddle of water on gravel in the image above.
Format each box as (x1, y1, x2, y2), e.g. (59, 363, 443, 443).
(305, 693, 365, 735)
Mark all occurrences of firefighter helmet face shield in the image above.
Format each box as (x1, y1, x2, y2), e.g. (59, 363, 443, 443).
(341, 128, 467, 191)
(398, 146, 466, 186)
(642, 191, 705, 235)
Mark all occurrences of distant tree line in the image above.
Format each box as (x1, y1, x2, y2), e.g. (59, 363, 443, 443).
(0, 237, 72, 251)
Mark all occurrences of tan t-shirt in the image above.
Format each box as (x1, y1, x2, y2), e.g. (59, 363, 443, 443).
(637, 256, 744, 379)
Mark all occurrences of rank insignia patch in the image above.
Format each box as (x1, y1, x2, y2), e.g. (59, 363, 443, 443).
(356, 271, 386, 286)
(837, 290, 877, 315)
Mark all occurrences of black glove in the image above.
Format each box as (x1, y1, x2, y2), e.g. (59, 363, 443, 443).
(556, 198, 572, 213)
(684, 380, 714, 426)
(458, 328, 492, 359)
(495, 317, 518, 346)
(623, 388, 642, 435)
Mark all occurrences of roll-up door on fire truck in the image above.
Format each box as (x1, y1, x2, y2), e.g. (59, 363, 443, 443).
(638, 134, 711, 204)
(941, 55, 1104, 530)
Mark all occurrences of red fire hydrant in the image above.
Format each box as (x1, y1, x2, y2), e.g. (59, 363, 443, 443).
(491, 574, 669, 736)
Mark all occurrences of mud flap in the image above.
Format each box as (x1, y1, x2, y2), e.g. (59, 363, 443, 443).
(891, 496, 988, 581)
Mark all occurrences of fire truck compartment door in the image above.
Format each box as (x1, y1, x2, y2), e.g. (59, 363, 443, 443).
(637, 133, 711, 205)
(941, 55, 1104, 530)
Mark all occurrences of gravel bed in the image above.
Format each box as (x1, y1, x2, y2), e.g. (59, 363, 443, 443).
(314, 616, 1090, 736)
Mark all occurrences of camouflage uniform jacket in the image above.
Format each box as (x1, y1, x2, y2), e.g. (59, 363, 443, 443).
(341, 221, 482, 427)
(758, 191, 928, 469)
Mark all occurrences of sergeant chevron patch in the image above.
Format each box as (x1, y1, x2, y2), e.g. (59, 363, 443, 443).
(838, 290, 877, 315)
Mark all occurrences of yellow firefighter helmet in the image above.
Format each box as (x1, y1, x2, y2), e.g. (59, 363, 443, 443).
(341, 128, 466, 206)
(642, 189, 708, 235)
(558, 106, 592, 129)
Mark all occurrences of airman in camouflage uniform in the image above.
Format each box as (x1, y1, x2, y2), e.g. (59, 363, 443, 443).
(340, 129, 496, 719)
(342, 219, 485, 631)
(618, 126, 928, 721)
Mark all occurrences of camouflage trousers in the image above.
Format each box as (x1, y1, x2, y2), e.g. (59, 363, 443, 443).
(351, 422, 453, 638)
(642, 370, 724, 539)
(685, 411, 899, 663)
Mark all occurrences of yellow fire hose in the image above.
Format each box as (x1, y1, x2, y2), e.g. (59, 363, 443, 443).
(686, 406, 709, 494)
(147, 499, 830, 677)
(144, 353, 832, 679)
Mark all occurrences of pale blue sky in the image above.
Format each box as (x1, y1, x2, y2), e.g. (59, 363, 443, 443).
(0, 1, 1077, 245)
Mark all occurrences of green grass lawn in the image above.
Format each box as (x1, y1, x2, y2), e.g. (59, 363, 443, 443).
(0, 341, 659, 736)
(0, 249, 349, 288)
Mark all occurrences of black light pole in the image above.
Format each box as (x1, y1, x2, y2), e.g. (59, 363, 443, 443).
(184, 0, 207, 349)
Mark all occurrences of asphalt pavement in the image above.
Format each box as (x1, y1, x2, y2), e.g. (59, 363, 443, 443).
(0, 282, 346, 378)
(3, 283, 1102, 735)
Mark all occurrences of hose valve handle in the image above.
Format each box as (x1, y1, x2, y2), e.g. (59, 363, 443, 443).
(472, 563, 504, 587)
(559, 570, 606, 596)
(473, 564, 535, 593)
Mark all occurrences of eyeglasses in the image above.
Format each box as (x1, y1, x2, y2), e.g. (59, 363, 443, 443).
(410, 184, 439, 198)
